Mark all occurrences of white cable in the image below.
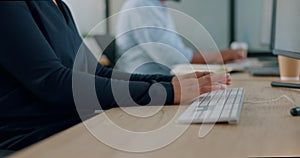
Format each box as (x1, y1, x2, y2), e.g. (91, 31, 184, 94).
(244, 95, 298, 107)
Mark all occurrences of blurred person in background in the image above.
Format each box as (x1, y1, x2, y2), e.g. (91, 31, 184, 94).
(116, 0, 245, 75)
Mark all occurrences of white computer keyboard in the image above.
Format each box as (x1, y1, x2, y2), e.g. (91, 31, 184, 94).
(177, 88, 245, 124)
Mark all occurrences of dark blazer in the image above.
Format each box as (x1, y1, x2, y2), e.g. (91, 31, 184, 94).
(0, 0, 174, 150)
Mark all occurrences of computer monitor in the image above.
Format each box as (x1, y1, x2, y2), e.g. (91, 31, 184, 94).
(234, 0, 276, 55)
(273, 0, 300, 59)
(271, 0, 300, 96)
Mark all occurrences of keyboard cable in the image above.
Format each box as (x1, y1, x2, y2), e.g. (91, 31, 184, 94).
(244, 95, 298, 107)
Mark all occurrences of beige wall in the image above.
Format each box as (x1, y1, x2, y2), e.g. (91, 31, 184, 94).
(109, 0, 127, 35)
(64, 0, 106, 35)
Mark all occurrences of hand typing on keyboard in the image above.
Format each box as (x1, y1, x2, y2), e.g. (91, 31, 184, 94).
(172, 72, 232, 104)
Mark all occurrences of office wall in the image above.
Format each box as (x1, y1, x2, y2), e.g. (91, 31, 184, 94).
(110, 0, 127, 34)
(275, 0, 300, 53)
(63, 0, 106, 35)
(167, 0, 230, 49)
(110, 0, 230, 49)
(63, 0, 275, 51)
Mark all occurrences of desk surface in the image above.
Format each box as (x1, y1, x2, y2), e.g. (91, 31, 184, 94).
(10, 74, 300, 158)
(231, 72, 279, 81)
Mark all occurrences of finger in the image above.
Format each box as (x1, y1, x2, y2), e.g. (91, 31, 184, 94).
(211, 73, 231, 84)
(179, 71, 212, 80)
(225, 73, 232, 85)
(194, 71, 213, 78)
(200, 84, 227, 94)
(198, 73, 229, 86)
(235, 51, 246, 59)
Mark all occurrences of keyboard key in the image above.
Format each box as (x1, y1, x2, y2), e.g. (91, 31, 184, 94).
(177, 88, 245, 124)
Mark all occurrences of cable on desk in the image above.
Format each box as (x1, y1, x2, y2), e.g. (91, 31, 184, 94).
(244, 95, 298, 107)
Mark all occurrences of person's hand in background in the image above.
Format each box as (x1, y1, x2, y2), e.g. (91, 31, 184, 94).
(172, 72, 231, 104)
(220, 49, 246, 63)
(191, 49, 246, 64)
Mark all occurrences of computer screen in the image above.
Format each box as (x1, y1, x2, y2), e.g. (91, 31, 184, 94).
(274, 0, 300, 59)
(234, 0, 275, 54)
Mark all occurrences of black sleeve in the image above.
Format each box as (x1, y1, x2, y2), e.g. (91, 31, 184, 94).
(95, 64, 174, 82)
(0, 3, 174, 110)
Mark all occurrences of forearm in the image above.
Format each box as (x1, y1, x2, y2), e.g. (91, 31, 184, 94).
(191, 51, 224, 64)
(96, 64, 174, 82)
(96, 78, 175, 109)
(190, 51, 207, 64)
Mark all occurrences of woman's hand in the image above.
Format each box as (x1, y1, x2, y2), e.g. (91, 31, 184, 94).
(172, 72, 231, 104)
(220, 49, 246, 63)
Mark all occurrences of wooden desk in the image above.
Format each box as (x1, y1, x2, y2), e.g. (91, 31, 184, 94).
(231, 72, 279, 81)
(10, 74, 300, 158)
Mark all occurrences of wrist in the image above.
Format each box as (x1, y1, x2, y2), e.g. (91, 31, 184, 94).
(172, 77, 181, 104)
